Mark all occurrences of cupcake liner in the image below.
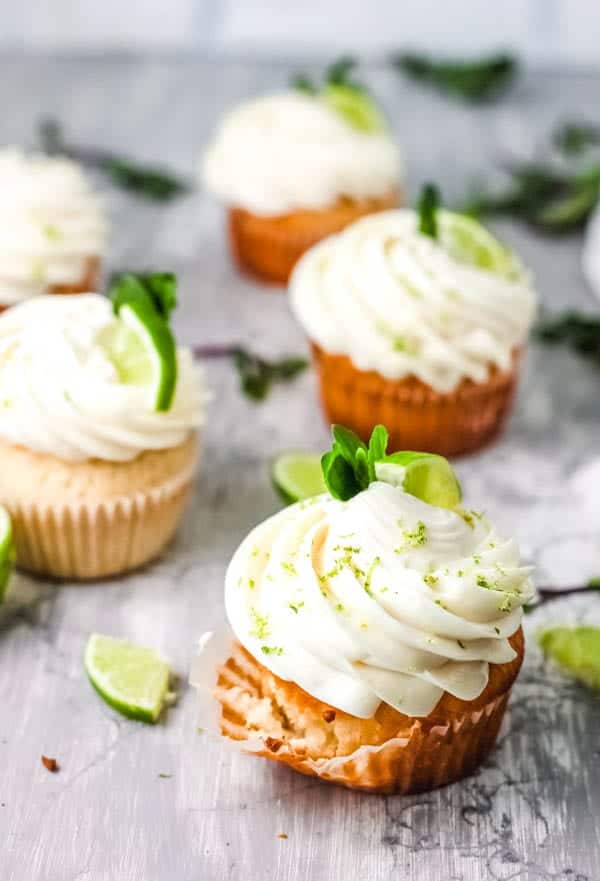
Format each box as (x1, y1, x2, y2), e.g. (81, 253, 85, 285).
(0, 257, 101, 312)
(190, 628, 515, 795)
(228, 191, 400, 286)
(8, 463, 196, 580)
(311, 344, 522, 458)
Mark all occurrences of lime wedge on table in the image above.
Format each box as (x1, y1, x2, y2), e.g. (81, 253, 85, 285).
(321, 84, 387, 133)
(0, 506, 15, 604)
(98, 301, 177, 412)
(438, 211, 519, 280)
(84, 634, 172, 723)
(272, 452, 326, 504)
(375, 452, 462, 510)
(539, 627, 600, 691)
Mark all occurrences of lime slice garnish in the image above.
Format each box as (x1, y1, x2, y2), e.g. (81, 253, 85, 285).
(437, 210, 520, 280)
(375, 452, 462, 509)
(84, 634, 172, 723)
(321, 84, 387, 133)
(538, 627, 600, 691)
(98, 301, 177, 412)
(272, 452, 326, 504)
(0, 506, 15, 605)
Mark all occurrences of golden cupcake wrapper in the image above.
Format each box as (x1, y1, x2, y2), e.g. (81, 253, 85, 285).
(0, 256, 101, 312)
(311, 343, 522, 457)
(228, 191, 401, 286)
(190, 629, 517, 795)
(9, 466, 195, 580)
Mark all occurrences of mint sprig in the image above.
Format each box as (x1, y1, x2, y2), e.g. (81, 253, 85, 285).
(291, 56, 361, 96)
(321, 425, 389, 501)
(417, 183, 440, 239)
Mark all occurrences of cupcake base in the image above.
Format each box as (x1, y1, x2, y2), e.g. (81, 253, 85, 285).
(311, 344, 521, 457)
(228, 191, 400, 286)
(0, 256, 101, 313)
(214, 630, 524, 794)
(0, 434, 198, 580)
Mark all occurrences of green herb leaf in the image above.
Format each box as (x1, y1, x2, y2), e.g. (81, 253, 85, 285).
(538, 626, 600, 690)
(534, 311, 600, 366)
(290, 74, 318, 94)
(367, 425, 389, 481)
(233, 349, 308, 401)
(325, 56, 360, 88)
(554, 121, 600, 156)
(393, 52, 517, 103)
(464, 162, 600, 234)
(417, 183, 440, 239)
(39, 118, 190, 202)
(322, 424, 389, 501)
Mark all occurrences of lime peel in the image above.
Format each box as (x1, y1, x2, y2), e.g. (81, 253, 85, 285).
(272, 452, 327, 504)
(0, 506, 15, 605)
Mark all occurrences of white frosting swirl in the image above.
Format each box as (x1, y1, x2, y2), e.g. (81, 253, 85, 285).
(202, 92, 402, 215)
(0, 149, 108, 305)
(290, 210, 537, 392)
(0, 294, 206, 462)
(225, 482, 534, 719)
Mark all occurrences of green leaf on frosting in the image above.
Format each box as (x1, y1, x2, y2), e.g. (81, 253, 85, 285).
(417, 183, 440, 239)
(538, 627, 600, 691)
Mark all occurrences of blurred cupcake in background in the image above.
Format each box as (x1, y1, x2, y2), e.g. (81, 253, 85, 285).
(201, 60, 403, 285)
(290, 189, 537, 457)
(0, 148, 107, 310)
(0, 273, 206, 579)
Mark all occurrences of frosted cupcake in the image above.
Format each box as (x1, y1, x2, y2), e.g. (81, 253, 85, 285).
(202, 70, 402, 285)
(204, 426, 534, 793)
(0, 274, 206, 579)
(290, 196, 537, 456)
(0, 148, 107, 310)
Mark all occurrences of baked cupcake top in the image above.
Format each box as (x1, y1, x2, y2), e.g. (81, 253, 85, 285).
(202, 91, 402, 216)
(0, 148, 108, 305)
(290, 207, 537, 392)
(0, 279, 206, 462)
(225, 426, 533, 719)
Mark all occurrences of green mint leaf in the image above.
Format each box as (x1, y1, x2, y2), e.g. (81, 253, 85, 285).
(354, 447, 370, 489)
(332, 425, 367, 466)
(393, 52, 517, 103)
(233, 349, 308, 402)
(291, 75, 318, 94)
(554, 121, 600, 156)
(418, 183, 440, 239)
(325, 56, 359, 88)
(321, 450, 361, 501)
(539, 626, 600, 690)
(367, 424, 389, 480)
(534, 311, 600, 367)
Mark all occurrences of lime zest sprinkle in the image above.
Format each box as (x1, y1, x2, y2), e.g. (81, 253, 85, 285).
(249, 608, 270, 639)
(363, 556, 381, 596)
(335, 602, 344, 612)
(261, 645, 283, 656)
(288, 600, 305, 614)
(423, 574, 439, 586)
(281, 561, 297, 576)
(43, 223, 62, 242)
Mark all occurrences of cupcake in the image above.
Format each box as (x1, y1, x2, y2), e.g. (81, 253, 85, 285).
(290, 201, 537, 456)
(0, 274, 206, 579)
(0, 148, 107, 310)
(202, 426, 534, 793)
(202, 76, 403, 285)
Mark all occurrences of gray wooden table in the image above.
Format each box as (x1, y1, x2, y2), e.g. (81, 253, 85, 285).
(1, 54, 599, 881)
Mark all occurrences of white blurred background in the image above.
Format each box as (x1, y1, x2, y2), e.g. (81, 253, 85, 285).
(3, 0, 600, 66)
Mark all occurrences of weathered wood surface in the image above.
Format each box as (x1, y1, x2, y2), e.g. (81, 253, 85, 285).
(0, 55, 599, 881)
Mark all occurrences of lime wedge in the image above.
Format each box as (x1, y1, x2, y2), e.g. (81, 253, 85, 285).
(98, 301, 177, 412)
(272, 452, 326, 504)
(321, 84, 387, 133)
(84, 634, 172, 723)
(375, 452, 462, 509)
(438, 210, 520, 280)
(0, 506, 15, 605)
(539, 627, 600, 691)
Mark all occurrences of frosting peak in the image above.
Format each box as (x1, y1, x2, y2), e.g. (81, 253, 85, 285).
(202, 92, 402, 215)
(290, 210, 537, 392)
(0, 148, 108, 304)
(225, 481, 534, 718)
(0, 294, 206, 462)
